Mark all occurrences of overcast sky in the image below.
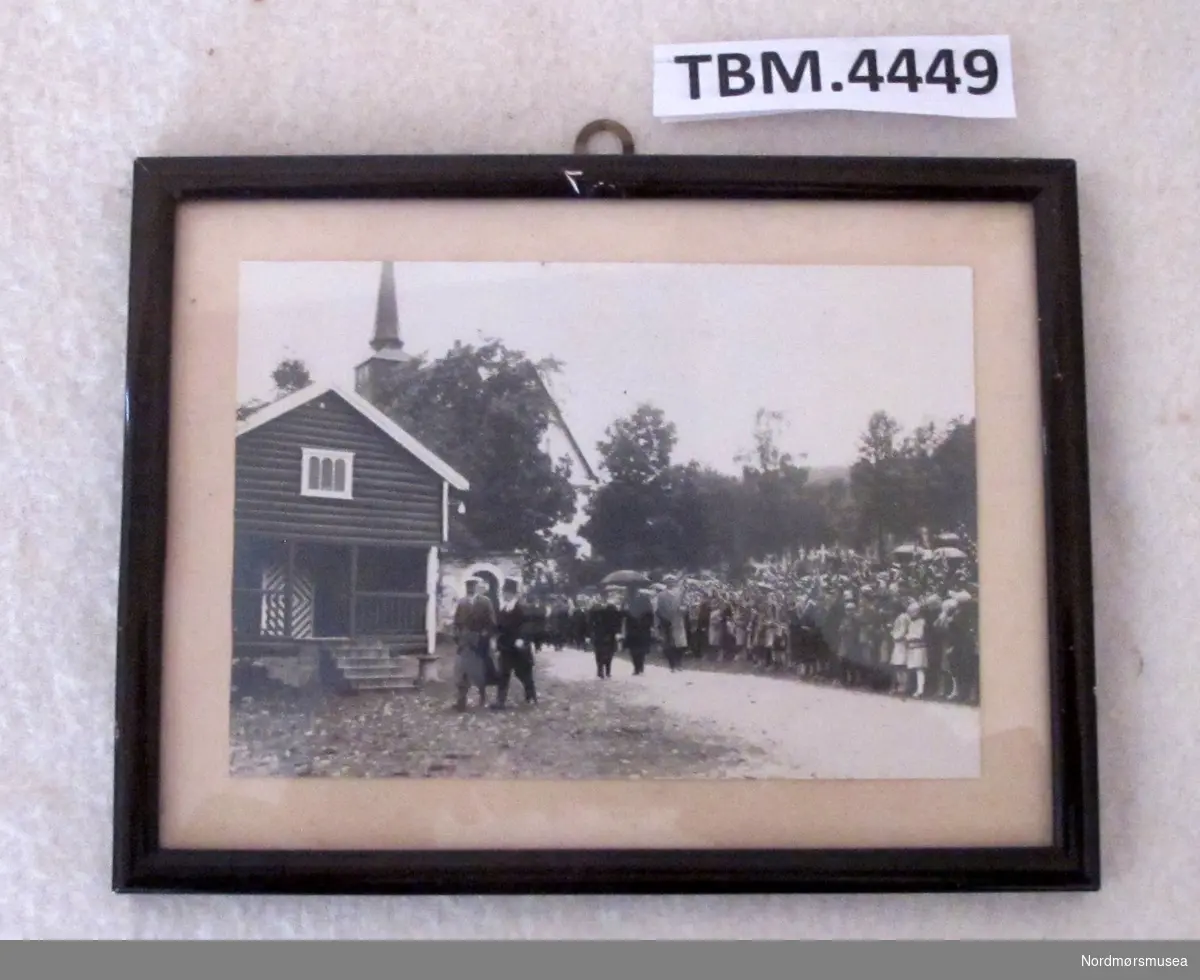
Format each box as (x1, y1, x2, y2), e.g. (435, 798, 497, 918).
(238, 261, 975, 472)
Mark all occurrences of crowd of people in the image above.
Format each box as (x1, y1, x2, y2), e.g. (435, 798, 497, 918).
(527, 541, 981, 705)
(450, 540, 981, 711)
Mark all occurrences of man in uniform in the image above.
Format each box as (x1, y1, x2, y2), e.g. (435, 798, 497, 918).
(491, 580, 538, 709)
(452, 577, 497, 711)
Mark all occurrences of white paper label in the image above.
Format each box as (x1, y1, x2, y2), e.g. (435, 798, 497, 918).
(653, 36, 1015, 121)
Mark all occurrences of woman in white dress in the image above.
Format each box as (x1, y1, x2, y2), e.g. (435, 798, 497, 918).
(905, 602, 929, 698)
(890, 602, 915, 694)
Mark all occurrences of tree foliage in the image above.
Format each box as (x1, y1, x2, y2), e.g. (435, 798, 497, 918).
(735, 407, 796, 472)
(271, 358, 312, 395)
(237, 357, 314, 421)
(850, 410, 906, 556)
(578, 404, 683, 570)
(371, 340, 576, 554)
(736, 408, 816, 559)
(577, 405, 977, 583)
(850, 411, 977, 554)
(239, 353, 976, 589)
(596, 403, 677, 485)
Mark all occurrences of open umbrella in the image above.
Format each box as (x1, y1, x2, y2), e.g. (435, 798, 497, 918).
(933, 546, 967, 560)
(600, 569, 652, 588)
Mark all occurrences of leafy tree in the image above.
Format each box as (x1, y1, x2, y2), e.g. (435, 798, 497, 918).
(597, 403, 677, 485)
(847, 412, 978, 558)
(580, 404, 679, 569)
(662, 462, 746, 571)
(850, 410, 906, 558)
(927, 417, 977, 534)
(524, 533, 584, 593)
(271, 358, 312, 395)
(579, 400, 977, 576)
(237, 357, 314, 420)
(581, 478, 667, 569)
(735, 408, 796, 472)
(813, 477, 857, 547)
(897, 419, 940, 534)
(370, 340, 576, 554)
(735, 408, 815, 559)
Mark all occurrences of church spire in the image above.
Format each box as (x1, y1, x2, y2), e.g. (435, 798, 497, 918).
(371, 260, 402, 352)
(355, 260, 410, 403)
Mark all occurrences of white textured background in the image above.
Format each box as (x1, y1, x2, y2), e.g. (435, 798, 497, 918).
(1, 0, 1197, 939)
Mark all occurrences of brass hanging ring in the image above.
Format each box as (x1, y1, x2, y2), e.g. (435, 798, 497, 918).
(572, 119, 636, 156)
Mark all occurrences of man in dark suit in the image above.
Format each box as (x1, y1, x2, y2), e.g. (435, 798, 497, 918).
(589, 589, 624, 679)
(549, 596, 571, 650)
(570, 600, 589, 649)
(624, 588, 655, 676)
(491, 580, 537, 709)
(526, 599, 548, 653)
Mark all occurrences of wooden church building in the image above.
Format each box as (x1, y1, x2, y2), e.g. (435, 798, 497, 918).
(232, 262, 469, 669)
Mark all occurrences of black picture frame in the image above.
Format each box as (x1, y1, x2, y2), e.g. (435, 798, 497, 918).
(113, 154, 1097, 894)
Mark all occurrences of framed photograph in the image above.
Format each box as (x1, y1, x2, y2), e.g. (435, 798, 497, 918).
(113, 153, 1097, 893)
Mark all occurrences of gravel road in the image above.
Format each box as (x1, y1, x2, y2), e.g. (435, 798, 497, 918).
(537, 646, 981, 780)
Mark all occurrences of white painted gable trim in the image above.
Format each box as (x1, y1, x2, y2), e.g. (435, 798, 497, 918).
(236, 384, 470, 491)
(534, 368, 598, 484)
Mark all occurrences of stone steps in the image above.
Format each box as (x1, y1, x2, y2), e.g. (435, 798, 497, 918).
(337, 655, 406, 667)
(340, 665, 413, 680)
(350, 677, 419, 692)
(322, 640, 432, 693)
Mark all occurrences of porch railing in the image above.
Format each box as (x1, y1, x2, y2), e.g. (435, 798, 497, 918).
(353, 591, 427, 636)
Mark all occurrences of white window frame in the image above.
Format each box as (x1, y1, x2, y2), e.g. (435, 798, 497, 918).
(300, 448, 355, 500)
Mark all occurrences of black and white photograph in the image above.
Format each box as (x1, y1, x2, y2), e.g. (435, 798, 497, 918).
(230, 258, 981, 782)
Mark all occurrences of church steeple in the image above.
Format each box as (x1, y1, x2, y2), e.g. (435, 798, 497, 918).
(355, 261, 411, 404)
(371, 260, 403, 352)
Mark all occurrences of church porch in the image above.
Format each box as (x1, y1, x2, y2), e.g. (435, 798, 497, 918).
(232, 535, 438, 658)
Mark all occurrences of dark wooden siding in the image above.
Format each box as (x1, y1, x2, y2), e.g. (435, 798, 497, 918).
(236, 393, 443, 546)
